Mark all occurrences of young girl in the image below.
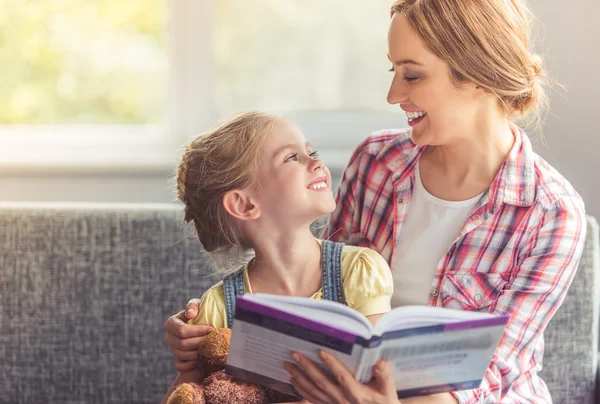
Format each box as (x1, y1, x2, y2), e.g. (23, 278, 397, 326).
(162, 111, 394, 402)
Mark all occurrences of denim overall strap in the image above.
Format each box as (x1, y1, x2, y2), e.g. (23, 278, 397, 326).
(321, 240, 346, 304)
(223, 266, 246, 329)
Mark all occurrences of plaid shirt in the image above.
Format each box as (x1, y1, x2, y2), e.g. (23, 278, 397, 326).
(326, 126, 586, 403)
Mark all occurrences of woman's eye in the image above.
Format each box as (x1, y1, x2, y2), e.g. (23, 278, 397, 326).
(285, 153, 298, 163)
(309, 150, 319, 159)
(389, 65, 419, 82)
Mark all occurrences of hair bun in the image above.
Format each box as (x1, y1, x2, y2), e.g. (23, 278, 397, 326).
(530, 53, 543, 77)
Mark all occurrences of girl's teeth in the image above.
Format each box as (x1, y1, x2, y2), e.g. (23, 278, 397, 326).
(310, 181, 327, 190)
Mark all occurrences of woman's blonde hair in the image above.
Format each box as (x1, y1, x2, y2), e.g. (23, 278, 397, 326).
(176, 111, 279, 252)
(390, 0, 551, 129)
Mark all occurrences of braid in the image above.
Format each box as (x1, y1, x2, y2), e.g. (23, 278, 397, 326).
(176, 144, 194, 223)
(173, 110, 279, 251)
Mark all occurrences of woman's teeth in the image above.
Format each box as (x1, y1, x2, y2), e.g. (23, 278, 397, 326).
(406, 111, 426, 121)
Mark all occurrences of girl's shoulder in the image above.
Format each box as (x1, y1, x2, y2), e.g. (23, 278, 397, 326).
(187, 281, 227, 328)
(336, 244, 393, 316)
(338, 244, 392, 288)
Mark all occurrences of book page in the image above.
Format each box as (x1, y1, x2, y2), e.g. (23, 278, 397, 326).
(367, 320, 505, 397)
(226, 297, 367, 395)
(374, 305, 497, 335)
(247, 294, 373, 337)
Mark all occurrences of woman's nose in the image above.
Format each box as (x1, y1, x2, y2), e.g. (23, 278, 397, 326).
(387, 75, 409, 105)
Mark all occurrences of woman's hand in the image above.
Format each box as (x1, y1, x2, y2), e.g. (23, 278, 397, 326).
(284, 351, 399, 404)
(164, 298, 214, 372)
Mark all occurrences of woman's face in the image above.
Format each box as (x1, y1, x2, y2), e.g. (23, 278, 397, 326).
(387, 14, 484, 146)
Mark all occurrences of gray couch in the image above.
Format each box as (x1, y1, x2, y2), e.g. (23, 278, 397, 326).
(0, 202, 598, 403)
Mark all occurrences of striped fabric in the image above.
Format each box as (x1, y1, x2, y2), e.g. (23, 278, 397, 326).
(326, 126, 587, 403)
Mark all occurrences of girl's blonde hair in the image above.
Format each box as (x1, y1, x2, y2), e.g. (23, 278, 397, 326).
(390, 0, 551, 129)
(176, 111, 279, 252)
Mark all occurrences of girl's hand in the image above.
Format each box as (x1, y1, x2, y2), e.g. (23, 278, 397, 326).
(284, 351, 399, 404)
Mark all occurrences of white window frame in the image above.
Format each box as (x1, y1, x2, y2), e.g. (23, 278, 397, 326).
(0, 0, 403, 175)
(0, 0, 213, 174)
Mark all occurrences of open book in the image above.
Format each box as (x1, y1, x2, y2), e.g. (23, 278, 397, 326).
(225, 294, 509, 399)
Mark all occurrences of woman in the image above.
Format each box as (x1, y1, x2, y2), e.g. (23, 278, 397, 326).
(165, 0, 586, 402)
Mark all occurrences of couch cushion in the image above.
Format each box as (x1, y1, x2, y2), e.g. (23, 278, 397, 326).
(0, 203, 214, 404)
(541, 215, 599, 404)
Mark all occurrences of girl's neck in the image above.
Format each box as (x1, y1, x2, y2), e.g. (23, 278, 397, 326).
(247, 227, 323, 297)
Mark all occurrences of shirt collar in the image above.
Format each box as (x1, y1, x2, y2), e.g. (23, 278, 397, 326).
(487, 124, 536, 210)
(375, 129, 424, 184)
(376, 124, 536, 211)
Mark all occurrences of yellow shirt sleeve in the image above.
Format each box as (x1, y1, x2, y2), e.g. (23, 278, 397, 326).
(187, 282, 227, 329)
(341, 246, 393, 317)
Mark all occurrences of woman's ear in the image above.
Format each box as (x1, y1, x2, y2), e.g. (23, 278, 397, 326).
(222, 190, 261, 221)
(473, 83, 489, 97)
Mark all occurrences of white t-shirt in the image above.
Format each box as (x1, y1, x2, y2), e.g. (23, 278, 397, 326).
(390, 164, 483, 308)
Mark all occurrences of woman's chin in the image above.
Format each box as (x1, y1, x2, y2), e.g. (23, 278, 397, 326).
(409, 119, 436, 145)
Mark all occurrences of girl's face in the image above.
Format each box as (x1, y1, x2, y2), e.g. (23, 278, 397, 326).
(387, 14, 485, 146)
(251, 119, 336, 226)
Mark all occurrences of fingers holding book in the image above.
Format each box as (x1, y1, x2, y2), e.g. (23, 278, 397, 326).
(284, 353, 343, 404)
(285, 351, 399, 404)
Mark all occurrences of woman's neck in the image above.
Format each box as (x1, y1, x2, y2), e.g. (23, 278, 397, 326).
(246, 226, 323, 297)
(420, 119, 515, 201)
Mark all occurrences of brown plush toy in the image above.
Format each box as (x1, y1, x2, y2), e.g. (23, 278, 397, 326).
(167, 328, 298, 404)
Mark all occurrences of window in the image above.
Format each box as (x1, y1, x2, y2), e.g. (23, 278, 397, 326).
(212, 0, 402, 166)
(0, 0, 403, 173)
(1, 0, 166, 125)
(213, 0, 394, 116)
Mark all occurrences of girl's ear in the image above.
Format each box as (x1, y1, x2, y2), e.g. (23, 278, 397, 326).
(222, 190, 261, 221)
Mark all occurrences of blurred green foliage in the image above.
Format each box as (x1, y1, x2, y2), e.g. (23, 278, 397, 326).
(0, 0, 166, 124)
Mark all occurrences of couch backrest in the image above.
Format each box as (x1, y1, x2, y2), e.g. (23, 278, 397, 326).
(1, 203, 598, 403)
(541, 215, 600, 403)
(0, 203, 215, 404)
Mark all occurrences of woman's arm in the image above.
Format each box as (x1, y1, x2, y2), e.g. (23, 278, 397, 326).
(324, 143, 362, 244)
(164, 298, 214, 372)
(403, 394, 457, 403)
(367, 313, 384, 326)
(452, 197, 586, 403)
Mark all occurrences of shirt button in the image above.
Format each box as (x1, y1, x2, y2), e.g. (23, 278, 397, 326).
(393, 175, 401, 182)
(397, 197, 403, 203)
(473, 215, 481, 221)
(431, 290, 439, 297)
(474, 294, 483, 302)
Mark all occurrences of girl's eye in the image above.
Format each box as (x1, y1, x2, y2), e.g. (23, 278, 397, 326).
(309, 150, 319, 159)
(285, 153, 298, 163)
(389, 66, 394, 72)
